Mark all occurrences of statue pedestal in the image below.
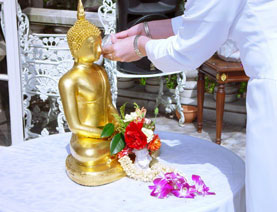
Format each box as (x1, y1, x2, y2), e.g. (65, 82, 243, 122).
(66, 134, 125, 186)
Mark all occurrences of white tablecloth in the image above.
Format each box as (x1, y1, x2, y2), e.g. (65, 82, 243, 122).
(0, 132, 245, 212)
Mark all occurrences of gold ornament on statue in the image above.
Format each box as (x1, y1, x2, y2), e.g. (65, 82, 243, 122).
(58, 0, 125, 186)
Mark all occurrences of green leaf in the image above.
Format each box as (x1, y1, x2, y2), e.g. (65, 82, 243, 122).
(133, 102, 140, 110)
(100, 123, 114, 138)
(112, 113, 122, 123)
(120, 103, 127, 119)
(140, 78, 146, 86)
(154, 107, 159, 116)
(112, 113, 127, 133)
(110, 133, 125, 155)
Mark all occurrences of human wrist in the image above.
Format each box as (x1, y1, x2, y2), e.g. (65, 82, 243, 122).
(138, 23, 145, 36)
(133, 35, 144, 58)
(137, 35, 151, 57)
(143, 22, 152, 38)
(133, 35, 150, 58)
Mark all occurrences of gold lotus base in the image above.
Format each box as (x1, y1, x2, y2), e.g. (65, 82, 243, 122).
(66, 154, 126, 186)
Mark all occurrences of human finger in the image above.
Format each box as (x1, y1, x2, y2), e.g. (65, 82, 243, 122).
(103, 53, 114, 60)
(102, 44, 114, 54)
(115, 30, 129, 39)
(110, 34, 118, 44)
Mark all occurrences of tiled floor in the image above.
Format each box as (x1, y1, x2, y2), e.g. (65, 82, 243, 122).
(154, 115, 246, 160)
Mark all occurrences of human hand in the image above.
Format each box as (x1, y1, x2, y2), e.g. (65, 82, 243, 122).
(102, 35, 150, 62)
(115, 23, 144, 39)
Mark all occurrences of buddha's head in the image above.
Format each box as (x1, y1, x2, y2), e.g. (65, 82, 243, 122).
(67, 0, 101, 62)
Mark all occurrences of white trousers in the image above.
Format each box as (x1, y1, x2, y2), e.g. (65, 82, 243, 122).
(246, 78, 277, 212)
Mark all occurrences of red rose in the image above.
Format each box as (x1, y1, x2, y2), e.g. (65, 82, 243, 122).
(125, 121, 147, 150)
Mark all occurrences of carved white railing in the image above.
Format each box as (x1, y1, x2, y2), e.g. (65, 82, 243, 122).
(21, 5, 75, 138)
(1, 3, 73, 139)
(0, 0, 186, 141)
(22, 33, 73, 138)
(1, 2, 107, 140)
(98, 0, 116, 35)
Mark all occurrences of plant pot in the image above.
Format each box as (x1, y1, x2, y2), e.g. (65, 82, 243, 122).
(145, 77, 162, 86)
(145, 84, 167, 93)
(183, 81, 197, 90)
(117, 78, 135, 89)
(168, 88, 176, 94)
(213, 84, 239, 102)
(183, 69, 198, 79)
(180, 89, 197, 98)
(176, 105, 198, 123)
(213, 92, 237, 103)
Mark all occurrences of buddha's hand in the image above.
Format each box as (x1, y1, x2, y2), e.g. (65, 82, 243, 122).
(77, 128, 103, 139)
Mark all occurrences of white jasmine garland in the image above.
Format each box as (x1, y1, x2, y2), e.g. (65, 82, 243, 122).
(142, 127, 154, 143)
(118, 156, 176, 182)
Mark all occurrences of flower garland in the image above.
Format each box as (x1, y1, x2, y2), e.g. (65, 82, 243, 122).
(149, 172, 216, 199)
(118, 156, 216, 199)
(101, 103, 215, 199)
(118, 156, 175, 182)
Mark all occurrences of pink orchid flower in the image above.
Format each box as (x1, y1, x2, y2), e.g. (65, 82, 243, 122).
(149, 173, 216, 199)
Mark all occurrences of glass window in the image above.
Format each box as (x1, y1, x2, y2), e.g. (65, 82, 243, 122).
(25, 0, 103, 12)
(0, 26, 11, 146)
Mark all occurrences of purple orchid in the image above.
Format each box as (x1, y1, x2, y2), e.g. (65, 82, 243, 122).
(171, 183, 197, 199)
(149, 177, 173, 199)
(149, 172, 216, 199)
(192, 175, 216, 196)
(164, 172, 186, 190)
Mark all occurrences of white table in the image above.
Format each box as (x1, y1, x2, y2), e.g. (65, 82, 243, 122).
(0, 132, 245, 212)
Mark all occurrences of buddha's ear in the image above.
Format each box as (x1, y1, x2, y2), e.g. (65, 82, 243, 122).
(71, 41, 78, 56)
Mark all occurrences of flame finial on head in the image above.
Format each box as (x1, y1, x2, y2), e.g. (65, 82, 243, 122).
(77, 0, 85, 20)
(67, 0, 101, 56)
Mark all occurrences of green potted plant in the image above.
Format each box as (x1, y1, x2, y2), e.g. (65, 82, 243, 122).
(165, 74, 198, 123)
(165, 74, 178, 93)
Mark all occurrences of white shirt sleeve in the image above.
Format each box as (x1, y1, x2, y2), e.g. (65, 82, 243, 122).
(145, 0, 245, 72)
(171, 16, 183, 35)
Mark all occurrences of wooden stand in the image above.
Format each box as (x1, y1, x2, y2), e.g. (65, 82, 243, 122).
(197, 55, 249, 144)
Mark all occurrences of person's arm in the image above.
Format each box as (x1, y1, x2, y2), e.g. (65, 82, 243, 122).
(103, 0, 245, 68)
(102, 17, 178, 61)
(148, 19, 175, 39)
(109, 16, 183, 58)
(115, 19, 174, 40)
(145, 0, 246, 72)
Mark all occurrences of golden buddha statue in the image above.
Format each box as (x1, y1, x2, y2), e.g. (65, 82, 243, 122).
(58, 0, 125, 186)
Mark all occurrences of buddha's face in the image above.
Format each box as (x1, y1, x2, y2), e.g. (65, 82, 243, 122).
(76, 36, 102, 63)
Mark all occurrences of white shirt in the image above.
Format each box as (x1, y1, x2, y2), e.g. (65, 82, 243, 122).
(146, 1, 277, 211)
(145, 0, 277, 80)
